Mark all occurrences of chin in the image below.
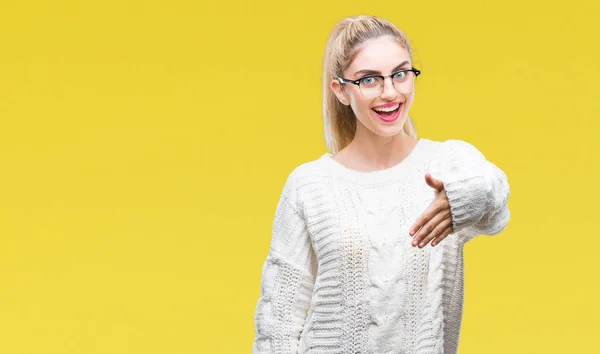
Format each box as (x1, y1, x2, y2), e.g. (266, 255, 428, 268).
(371, 122, 404, 137)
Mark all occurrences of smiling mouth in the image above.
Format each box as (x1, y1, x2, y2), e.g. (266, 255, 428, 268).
(371, 102, 403, 122)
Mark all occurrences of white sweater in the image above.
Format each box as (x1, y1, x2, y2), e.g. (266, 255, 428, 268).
(252, 138, 511, 354)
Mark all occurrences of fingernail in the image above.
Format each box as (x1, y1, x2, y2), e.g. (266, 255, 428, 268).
(419, 243, 424, 247)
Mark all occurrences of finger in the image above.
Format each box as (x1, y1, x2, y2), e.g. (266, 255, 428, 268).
(425, 173, 444, 192)
(409, 204, 436, 237)
(412, 206, 451, 247)
(418, 218, 452, 248)
(412, 210, 448, 247)
(431, 226, 454, 247)
(410, 197, 449, 239)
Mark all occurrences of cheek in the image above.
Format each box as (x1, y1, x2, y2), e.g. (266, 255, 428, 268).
(405, 92, 415, 109)
(350, 96, 373, 118)
(396, 93, 415, 118)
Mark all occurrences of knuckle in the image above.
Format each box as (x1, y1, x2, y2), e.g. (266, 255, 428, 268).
(435, 202, 444, 212)
(435, 232, 447, 242)
(438, 225, 447, 236)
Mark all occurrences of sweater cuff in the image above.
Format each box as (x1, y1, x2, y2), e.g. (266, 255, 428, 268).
(443, 172, 488, 234)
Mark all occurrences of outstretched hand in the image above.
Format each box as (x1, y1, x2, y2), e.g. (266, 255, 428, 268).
(409, 173, 454, 248)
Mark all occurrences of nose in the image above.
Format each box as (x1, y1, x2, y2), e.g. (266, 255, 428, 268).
(380, 77, 397, 99)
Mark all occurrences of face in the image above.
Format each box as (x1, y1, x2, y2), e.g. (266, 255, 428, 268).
(331, 35, 415, 138)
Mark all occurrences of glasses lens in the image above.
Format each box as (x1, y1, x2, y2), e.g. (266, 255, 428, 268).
(358, 71, 417, 98)
(359, 76, 384, 99)
(393, 70, 416, 93)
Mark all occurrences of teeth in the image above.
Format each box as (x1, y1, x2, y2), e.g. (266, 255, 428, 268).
(373, 103, 400, 112)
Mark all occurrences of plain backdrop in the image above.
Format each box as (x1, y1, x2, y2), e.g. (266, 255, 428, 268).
(1, 0, 598, 353)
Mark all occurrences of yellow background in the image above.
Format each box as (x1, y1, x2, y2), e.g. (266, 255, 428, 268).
(1, 0, 598, 353)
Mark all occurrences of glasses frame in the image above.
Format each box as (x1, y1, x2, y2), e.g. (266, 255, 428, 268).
(337, 67, 421, 97)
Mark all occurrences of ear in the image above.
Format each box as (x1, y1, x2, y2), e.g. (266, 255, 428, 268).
(331, 79, 350, 106)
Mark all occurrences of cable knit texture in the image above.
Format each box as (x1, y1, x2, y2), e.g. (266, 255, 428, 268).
(252, 138, 511, 354)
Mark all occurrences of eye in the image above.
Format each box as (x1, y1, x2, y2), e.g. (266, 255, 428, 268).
(360, 76, 375, 85)
(392, 71, 407, 79)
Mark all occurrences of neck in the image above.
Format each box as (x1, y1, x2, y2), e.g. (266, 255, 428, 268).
(345, 125, 418, 171)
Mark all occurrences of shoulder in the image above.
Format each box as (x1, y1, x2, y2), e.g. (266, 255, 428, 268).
(278, 154, 332, 208)
(423, 138, 488, 177)
(428, 138, 486, 162)
(289, 154, 333, 184)
(443, 139, 484, 157)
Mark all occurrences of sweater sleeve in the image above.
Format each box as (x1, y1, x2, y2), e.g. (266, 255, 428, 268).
(433, 139, 511, 243)
(252, 169, 318, 354)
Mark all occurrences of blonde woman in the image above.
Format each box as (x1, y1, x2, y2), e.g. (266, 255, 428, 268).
(252, 15, 510, 354)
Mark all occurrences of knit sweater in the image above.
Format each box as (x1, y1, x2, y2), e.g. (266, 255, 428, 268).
(252, 137, 511, 354)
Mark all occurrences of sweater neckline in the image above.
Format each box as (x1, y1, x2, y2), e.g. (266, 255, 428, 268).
(319, 138, 429, 185)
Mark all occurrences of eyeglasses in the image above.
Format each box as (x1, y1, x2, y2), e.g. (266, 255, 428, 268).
(337, 67, 421, 99)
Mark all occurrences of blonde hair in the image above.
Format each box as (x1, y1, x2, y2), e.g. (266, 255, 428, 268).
(322, 15, 418, 153)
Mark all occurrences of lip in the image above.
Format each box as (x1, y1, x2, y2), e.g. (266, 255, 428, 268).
(371, 101, 402, 109)
(372, 102, 403, 123)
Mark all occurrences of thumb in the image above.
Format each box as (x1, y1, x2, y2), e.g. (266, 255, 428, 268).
(425, 173, 444, 191)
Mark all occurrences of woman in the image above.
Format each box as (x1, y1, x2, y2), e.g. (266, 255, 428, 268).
(252, 15, 510, 354)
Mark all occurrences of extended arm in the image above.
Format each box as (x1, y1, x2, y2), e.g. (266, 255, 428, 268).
(434, 140, 511, 243)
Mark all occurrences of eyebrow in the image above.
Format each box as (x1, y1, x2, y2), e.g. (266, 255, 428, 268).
(353, 61, 411, 77)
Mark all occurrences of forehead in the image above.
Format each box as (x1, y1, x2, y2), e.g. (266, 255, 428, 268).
(346, 36, 410, 75)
